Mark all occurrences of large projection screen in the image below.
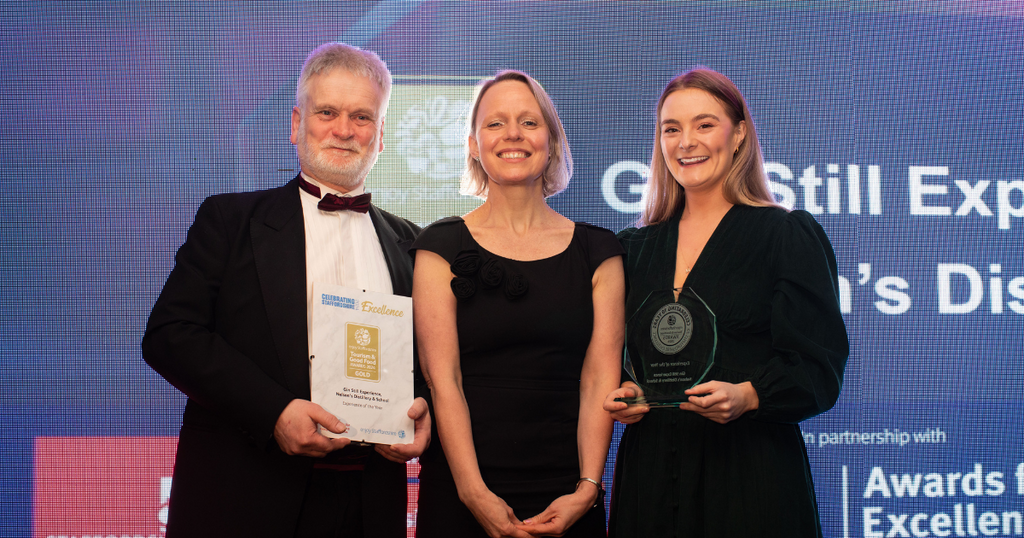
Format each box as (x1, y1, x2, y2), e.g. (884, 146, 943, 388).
(2, 2, 1022, 537)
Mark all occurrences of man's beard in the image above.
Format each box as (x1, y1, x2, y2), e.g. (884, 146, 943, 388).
(295, 127, 380, 191)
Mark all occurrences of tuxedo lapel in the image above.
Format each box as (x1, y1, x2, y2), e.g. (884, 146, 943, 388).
(368, 205, 415, 297)
(247, 186, 411, 399)
(250, 180, 311, 399)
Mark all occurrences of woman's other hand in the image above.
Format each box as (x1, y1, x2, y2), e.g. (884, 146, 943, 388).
(602, 381, 649, 424)
(517, 480, 600, 537)
(679, 380, 759, 424)
(464, 489, 532, 538)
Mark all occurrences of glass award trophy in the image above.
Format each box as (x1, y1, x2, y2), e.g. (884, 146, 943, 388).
(616, 287, 717, 408)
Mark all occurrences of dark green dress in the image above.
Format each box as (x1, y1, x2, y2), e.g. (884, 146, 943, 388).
(609, 205, 849, 538)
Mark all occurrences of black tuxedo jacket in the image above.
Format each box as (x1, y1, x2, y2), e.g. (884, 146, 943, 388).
(143, 177, 419, 537)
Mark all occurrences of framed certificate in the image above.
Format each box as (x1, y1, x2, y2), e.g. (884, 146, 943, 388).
(310, 283, 415, 444)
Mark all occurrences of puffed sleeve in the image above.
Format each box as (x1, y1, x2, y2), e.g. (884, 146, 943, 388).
(749, 210, 849, 423)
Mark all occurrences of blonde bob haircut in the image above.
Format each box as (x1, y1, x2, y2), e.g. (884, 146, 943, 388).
(641, 67, 781, 226)
(461, 70, 573, 199)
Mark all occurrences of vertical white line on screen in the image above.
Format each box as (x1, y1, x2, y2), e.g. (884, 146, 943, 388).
(843, 465, 850, 538)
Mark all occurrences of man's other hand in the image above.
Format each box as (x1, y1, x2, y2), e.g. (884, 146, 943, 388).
(375, 397, 431, 463)
(273, 399, 352, 457)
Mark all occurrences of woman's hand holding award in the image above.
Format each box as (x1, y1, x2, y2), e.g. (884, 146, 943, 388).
(616, 288, 717, 408)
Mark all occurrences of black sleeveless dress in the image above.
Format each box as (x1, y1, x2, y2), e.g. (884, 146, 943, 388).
(412, 217, 623, 538)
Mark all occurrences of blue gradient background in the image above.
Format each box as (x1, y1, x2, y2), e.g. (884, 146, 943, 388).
(2, 2, 1022, 536)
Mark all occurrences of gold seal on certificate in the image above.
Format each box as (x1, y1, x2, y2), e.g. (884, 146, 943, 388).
(310, 283, 414, 445)
(616, 287, 717, 408)
(346, 324, 380, 381)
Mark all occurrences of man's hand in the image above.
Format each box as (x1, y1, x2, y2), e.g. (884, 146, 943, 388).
(273, 399, 352, 457)
(375, 397, 431, 463)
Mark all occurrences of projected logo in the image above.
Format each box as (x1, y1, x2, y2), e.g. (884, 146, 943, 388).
(33, 437, 177, 538)
(394, 94, 468, 179)
(366, 77, 484, 226)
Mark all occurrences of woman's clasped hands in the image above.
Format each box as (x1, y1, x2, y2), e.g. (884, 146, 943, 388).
(517, 480, 601, 537)
(464, 482, 600, 538)
(463, 488, 532, 538)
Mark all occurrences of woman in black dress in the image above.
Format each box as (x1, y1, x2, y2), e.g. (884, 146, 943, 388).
(603, 68, 849, 537)
(413, 71, 624, 538)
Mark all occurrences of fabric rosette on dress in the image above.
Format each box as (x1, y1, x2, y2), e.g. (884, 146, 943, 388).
(448, 249, 528, 301)
(479, 259, 504, 289)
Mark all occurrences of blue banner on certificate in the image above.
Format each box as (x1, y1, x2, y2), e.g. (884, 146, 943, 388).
(310, 283, 414, 445)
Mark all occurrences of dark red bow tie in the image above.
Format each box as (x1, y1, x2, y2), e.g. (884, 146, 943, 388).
(297, 176, 371, 213)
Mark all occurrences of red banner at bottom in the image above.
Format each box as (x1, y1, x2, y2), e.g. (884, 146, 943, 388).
(33, 437, 178, 538)
(33, 437, 421, 537)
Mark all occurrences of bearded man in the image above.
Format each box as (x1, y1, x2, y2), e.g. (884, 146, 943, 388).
(143, 42, 429, 537)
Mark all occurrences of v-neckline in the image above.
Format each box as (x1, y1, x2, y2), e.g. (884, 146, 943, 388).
(670, 205, 738, 301)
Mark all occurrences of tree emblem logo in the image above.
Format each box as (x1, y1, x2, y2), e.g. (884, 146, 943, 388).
(354, 328, 371, 347)
(394, 95, 471, 179)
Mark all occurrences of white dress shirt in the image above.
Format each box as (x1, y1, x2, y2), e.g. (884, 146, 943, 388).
(300, 174, 393, 344)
